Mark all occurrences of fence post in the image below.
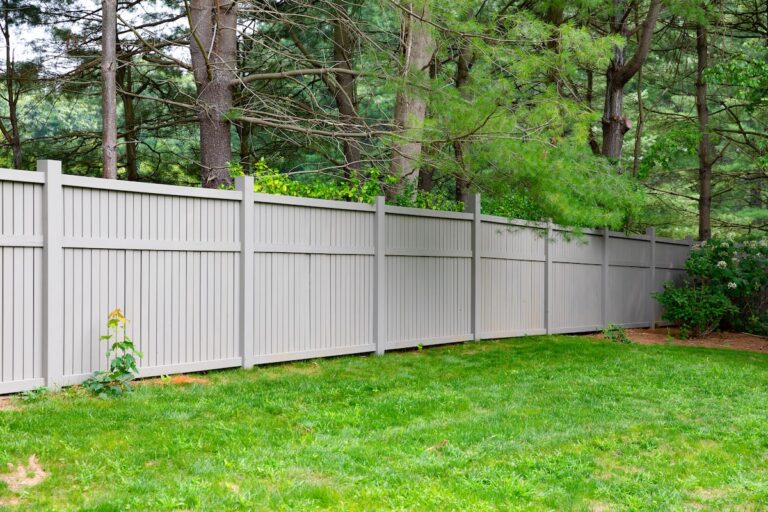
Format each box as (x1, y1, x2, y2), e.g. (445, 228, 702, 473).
(544, 220, 553, 335)
(39, 160, 63, 389)
(235, 176, 255, 368)
(647, 227, 656, 328)
(374, 196, 386, 355)
(601, 227, 610, 328)
(467, 194, 481, 341)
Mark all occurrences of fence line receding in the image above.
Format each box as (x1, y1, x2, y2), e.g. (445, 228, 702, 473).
(0, 162, 692, 393)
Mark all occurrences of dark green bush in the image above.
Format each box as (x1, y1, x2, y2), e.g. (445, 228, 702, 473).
(654, 282, 737, 338)
(654, 237, 768, 336)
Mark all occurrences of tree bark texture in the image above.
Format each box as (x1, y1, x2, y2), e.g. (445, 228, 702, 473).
(331, 14, 363, 177)
(101, 0, 118, 179)
(601, 0, 662, 161)
(188, 0, 237, 188)
(388, 2, 435, 200)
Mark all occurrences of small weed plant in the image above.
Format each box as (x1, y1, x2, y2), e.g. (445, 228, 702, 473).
(82, 309, 143, 398)
(20, 386, 49, 403)
(603, 324, 631, 344)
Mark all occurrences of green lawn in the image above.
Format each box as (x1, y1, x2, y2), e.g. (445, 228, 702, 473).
(2, 336, 768, 511)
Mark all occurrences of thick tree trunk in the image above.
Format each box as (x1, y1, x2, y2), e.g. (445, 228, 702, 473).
(602, 47, 630, 159)
(101, 0, 118, 179)
(188, 0, 237, 188)
(696, 23, 712, 240)
(601, 0, 662, 161)
(388, 2, 434, 200)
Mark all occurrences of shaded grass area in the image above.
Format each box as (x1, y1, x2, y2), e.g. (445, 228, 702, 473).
(2, 335, 768, 511)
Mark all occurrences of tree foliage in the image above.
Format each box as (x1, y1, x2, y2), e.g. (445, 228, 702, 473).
(0, 0, 765, 236)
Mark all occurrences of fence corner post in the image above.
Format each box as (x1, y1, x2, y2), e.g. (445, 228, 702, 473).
(235, 175, 255, 369)
(465, 194, 481, 341)
(38, 160, 64, 389)
(647, 227, 656, 329)
(374, 196, 386, 355)
(545, 220, 553, 335)
(601, 227, 610, 329)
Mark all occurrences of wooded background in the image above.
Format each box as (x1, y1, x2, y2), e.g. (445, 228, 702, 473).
(0, 0, 766, 239)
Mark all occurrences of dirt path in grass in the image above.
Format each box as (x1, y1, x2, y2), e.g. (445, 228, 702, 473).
(590, 328, 768, 354)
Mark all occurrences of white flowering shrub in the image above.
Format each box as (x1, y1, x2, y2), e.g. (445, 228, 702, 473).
(654, 237, 768, 337)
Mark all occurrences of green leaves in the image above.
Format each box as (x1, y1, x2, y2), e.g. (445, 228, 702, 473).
(82, 309, 142, 398)
(655, 237, 768, 337)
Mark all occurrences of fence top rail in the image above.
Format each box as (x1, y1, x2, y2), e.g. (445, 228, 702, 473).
(607, 231, 651, 242)
(655, 236, 694, 246)
(60, 174, 243, 201)
(0, 168, 46, 184)
(385, 205, 474, 221)
(253, 193, 376, 212)
(480, 214, 547, 229)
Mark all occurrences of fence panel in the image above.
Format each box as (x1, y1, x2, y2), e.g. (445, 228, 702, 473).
(607, 234, 652, 327)
(549, 229, 605, 333)
(0, 174, 44, 393)
(479, 218, 546, 338)
(251, 199, 376, 363)
(59, 177, 242, 385)
(0, 164, 696, 394)
(385, 208, 473, 349)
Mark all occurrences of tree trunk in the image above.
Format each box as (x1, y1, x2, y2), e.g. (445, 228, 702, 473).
(695, 23, 712, 240)
(101, 0, 118, 179)
(117, 52, 139, 181)
(601, 45, 630, 159)
(188, 0, 237, 188)
(1, 0, 22, 168)
(331, 15, 362, 178)
(586, 69, 601, 156)
(418, 55, 441, 193)
(631, 63, 644, 177)
(453, 39, 473, 205)
(388, 2, 434, 200)
(601, 0, 662, 161)
(237, 123, 252, 170)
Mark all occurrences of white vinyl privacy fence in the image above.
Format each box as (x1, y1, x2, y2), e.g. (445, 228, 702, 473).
(0, 161, 692, 393)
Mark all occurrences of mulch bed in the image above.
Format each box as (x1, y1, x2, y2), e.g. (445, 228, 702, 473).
(590, 328, 768, 354)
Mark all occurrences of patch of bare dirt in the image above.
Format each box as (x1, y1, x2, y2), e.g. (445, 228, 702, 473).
(140, 375, 210, 386)
(223, 482, 240, 494)
(589, 501, 614, 512)
(0, 397, 18, 412)
(0, 456, 47, 493)
(590, 328, 768, 354)
(0, 496, 21, 507)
